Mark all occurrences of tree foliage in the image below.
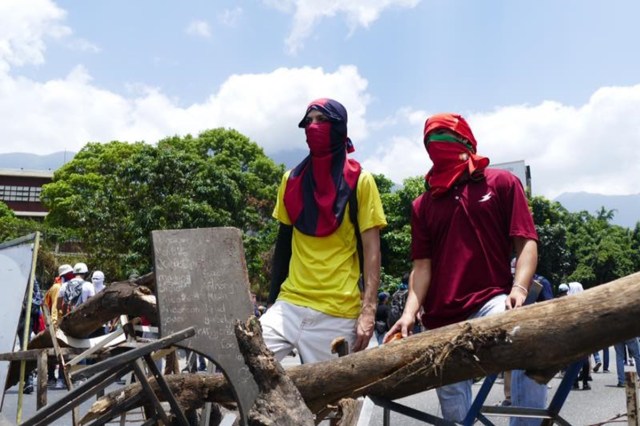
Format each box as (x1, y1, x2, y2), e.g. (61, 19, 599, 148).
(17, 135, 640, 299)
(375, 175, 425, 289)
(564, 208, 637, 288)
(529, 196, 572, 287)
(41, 129, 284, 293)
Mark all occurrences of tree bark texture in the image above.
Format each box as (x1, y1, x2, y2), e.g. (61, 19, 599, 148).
(235, 317, 315, 425)
(58, 279, 157, 338)
(83, 271, 640, 422)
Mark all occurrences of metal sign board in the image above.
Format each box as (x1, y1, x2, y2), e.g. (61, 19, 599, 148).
(152, 227, 259, 426)
(0, 234, 37, 408)
(490, 160, 531, 193)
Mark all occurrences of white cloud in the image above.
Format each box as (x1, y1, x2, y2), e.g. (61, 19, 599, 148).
(66, 38, 100, 53)
(219, 7, 243, 27)
(264, 0, 421, 53)
(364, 86, 640, 198)
(185, 20, 212, 39)
(2, 0, 638, 199)
(0, 0, 70, 70)
(0, 63, 370, 160)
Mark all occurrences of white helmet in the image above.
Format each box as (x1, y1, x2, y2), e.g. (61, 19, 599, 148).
(58, 264, 73, 276)
(73, 262, 89, 274)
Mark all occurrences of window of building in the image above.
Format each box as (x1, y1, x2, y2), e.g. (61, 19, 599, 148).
(0, 185, 43, 202)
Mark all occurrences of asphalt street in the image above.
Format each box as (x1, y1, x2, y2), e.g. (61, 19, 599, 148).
(1, 346, 635, 425)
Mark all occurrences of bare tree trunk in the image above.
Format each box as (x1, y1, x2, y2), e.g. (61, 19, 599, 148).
(82, 271, 640, 422)
(235, 317, 315, 425)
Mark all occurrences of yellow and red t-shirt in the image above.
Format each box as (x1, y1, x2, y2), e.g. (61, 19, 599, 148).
(274, 170, 387, 319)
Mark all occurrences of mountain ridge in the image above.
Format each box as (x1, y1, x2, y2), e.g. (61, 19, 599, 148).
(554, 191, 639, 229)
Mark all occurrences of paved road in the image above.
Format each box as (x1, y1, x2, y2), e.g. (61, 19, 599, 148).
(1, 347, 635, 425)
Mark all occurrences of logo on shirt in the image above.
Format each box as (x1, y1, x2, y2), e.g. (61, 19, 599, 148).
(479, 192, 493, 203)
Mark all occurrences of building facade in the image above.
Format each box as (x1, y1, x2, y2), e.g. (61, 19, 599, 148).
(0, 169, 54, 219)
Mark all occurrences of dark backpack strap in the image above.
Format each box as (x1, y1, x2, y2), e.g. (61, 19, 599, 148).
(348, 180, 364, 291)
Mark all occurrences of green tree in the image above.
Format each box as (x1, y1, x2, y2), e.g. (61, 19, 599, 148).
(631, 223, 640, 272)
(41, 129, 284, 294)
(529, 196, 572, 286)
(565, 208, 636, 287)
(0, 201, 15, 219)
(377, 175, 425, 286)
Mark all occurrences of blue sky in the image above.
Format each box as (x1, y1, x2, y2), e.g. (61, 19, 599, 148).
(2, 0, 640, 199)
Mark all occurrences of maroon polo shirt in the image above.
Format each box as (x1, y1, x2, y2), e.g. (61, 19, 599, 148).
(411, 168, 538, 329)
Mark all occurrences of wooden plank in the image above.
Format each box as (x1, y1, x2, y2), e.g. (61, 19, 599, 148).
(626, 371, 639, 426)
(36, 350, 47, 410)
(72, 327, 194, 379)
(21, 364, 130, 426)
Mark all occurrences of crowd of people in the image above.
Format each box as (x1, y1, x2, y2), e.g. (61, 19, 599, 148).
(19, 262, 106, 392)
(16, 98, 638, 424)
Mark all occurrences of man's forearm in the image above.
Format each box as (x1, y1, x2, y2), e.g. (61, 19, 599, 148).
(513, 237, 538, 290)
(361, 227, 381, 314)
(405, 259, 431, 317)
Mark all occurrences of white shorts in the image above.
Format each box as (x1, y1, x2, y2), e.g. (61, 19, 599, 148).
(259, 300, 357, 364)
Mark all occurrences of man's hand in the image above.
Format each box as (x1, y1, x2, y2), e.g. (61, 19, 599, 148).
(383, 312, 416, 343)
(352, 305, 375, 352)
(505, 286, 527, 310)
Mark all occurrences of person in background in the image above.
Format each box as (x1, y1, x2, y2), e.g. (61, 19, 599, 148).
(91, 270, 106, 293)
(57, 262, 95, 317)
(87, 270, 109, 338)
(43, 264, 74, 388)
(17, 278, 44, 394)
(262, 98, 387, 363)
(386, 113, 545, 425)
(46, 264, 74, 328)
(593, 348, 610, 373)
(250, 292, 261, 317)
(614, 338, 640, 387)
(375, 291, 390, 345)
(558, 283, 592, 390)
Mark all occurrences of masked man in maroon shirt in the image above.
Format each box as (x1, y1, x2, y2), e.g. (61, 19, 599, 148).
(386, 113, 545, 425)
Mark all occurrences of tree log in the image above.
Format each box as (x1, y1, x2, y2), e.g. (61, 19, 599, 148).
(6, 278, 158, 389)
(83, 271, 640, 422)
(235, 317, 314, 425)
(59, 278, 157, 338)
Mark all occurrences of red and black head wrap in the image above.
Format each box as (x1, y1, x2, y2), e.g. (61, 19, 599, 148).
(423, 113, 490, 198)
(284, 98, 362, 236)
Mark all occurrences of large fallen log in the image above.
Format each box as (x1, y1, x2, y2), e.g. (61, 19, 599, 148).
(6, 275, 158, 389)
(59, 273, 158, 338)
(83, 271, 640, 422)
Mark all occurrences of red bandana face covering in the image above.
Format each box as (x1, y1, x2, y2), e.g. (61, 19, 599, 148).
(306, 122, 332, 155)
(284, 99, 361, 237)
(423, 114, 490, 198)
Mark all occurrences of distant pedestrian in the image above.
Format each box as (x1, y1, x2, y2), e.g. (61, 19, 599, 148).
(57, 262, 95, 316)
(88, 270, 108, 338)
(91, 270, 106, 293)
(558, 283, 591, 390)
(17, 278, 44, 394)
(375, 292, 390, 345)
(614, 338, 640, 387)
